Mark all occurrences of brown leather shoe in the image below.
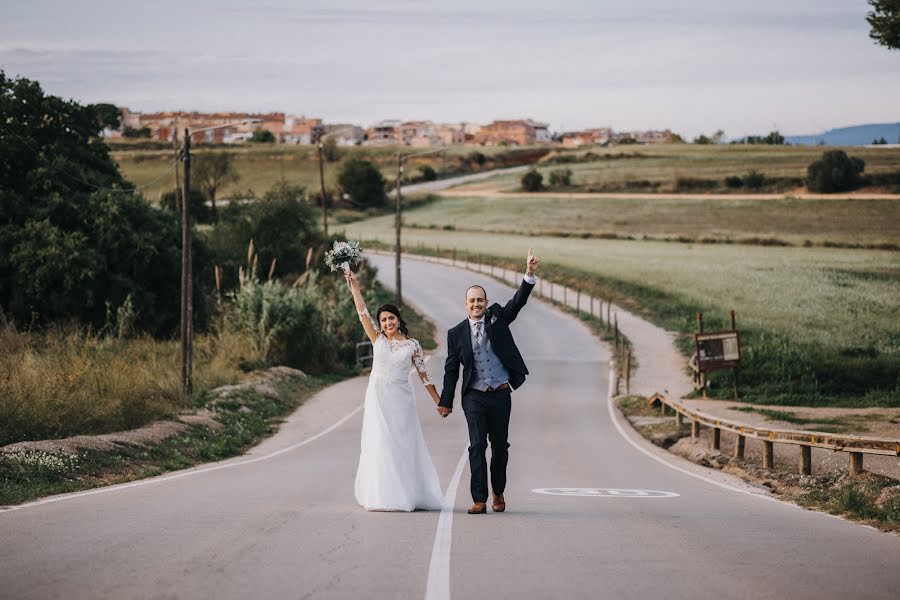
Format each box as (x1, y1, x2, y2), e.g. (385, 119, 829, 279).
(492, 494, 506, 512)
(468, 502, 487, 514)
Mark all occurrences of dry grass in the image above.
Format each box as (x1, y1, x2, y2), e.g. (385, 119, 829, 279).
(112, 143, 514, 203)
(0, 322, 263, 446)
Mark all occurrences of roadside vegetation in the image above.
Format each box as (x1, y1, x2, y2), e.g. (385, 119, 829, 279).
(0, 72, 433, 504)
(616, 397, 900, 533)
(345, 223, 900, 407)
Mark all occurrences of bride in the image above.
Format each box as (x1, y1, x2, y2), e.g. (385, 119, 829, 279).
(344, 269, 444, 512)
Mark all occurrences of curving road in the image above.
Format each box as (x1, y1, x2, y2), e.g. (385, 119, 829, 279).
(1, 255, 898, 600)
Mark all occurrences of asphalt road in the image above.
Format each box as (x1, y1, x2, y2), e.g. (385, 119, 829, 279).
(1, 255, 898, 600)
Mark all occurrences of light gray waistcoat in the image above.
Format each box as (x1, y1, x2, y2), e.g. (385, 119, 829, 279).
(469, 322, 510, 391)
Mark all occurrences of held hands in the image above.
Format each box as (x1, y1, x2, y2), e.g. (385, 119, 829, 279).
(437, 406, 451, 418)
(526, 246, 539, 276)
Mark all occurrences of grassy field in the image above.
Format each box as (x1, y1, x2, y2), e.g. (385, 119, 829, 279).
(456, 144, 900, 193)
(113, 143, 524, 203)
(116, 142, 900, 205)
(396, 195, 900, 247)
(342, 217, 900, 406)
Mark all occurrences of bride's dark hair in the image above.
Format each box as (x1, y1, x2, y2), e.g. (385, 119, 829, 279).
(376, 304, 409, 338)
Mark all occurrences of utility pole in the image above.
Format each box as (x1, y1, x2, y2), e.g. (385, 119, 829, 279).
(180, 128, 193, 399)
(395, 152, 403, 306)
(317, 135, 329, 236)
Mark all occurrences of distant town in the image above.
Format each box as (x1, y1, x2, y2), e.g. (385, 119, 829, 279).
(110, 108, 674, 148)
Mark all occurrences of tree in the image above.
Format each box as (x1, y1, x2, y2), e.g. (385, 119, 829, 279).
(89, 103, 121, 131)
(873, 137, 888, 144)
(693, 134, 712, 145)
(123, 126, 151, 138)
(520, 169, 544, 191)
(193, 152, 240, 219)
(418, 165, 437, 181)
(667, 132, 686, 144)
(208, 183, 319, 278)
(159, 188, 212, 224)
(321, 136, 341, 162)
(868, 0, 900, 50)
(337, 159, 387, 208)
(250, 128, 276, 143)
(548, 168, 572, 187)
(711, 129, 725, 144)
(807, 150, 866, 193)
(0, 71, 198, 334)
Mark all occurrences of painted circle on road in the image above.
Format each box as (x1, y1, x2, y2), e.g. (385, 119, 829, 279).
(532, 488, 680, 498)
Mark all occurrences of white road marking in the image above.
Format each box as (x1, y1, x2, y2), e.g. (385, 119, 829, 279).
(425, 448, 468, 600)
(1, 403, 364, 514)
(533, 488, 679, 498)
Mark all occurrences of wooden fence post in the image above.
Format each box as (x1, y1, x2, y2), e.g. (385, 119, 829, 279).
(800, 445, 812, 475)
(675, 412, 684, 428)
(763, 441, 775, 469)
(625, 352, 631, 394)
(691, 420, 700, 442)
(711, 427, 721, 450)
(576, 289, 580, 313)
(734, 435, 745, 459)
(850, 452, 864, 476)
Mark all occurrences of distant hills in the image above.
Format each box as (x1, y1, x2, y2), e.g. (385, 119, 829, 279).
(785, 122, 900, 146)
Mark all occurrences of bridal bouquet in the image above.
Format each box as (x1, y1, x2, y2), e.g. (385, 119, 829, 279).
(324, 240, 363, 273)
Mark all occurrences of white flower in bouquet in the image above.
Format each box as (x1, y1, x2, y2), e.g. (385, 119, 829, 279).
(324, 240, 363, 273)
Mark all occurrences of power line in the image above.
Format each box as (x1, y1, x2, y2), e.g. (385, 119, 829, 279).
(7, 132, 179, 194)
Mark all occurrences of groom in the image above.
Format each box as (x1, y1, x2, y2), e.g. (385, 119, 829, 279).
(438, 247, 539, 514)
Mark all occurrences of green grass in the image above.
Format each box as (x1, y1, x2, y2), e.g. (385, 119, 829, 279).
(344, 226, 900, 406)
(397, 195, 900, 247)
(467, 144, 900, 193)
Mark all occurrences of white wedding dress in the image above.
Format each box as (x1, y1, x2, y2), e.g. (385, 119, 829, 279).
(355, 318, 444, 512)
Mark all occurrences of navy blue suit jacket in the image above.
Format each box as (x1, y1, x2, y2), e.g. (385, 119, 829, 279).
(439, 279, 534, 410)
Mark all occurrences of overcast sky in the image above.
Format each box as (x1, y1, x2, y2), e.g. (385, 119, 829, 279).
(2, 0, 897, 137)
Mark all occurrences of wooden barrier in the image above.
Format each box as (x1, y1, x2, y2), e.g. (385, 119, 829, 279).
(647, 393, 899, 477)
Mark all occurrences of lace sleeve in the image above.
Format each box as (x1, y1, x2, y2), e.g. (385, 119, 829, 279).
(410, 339, 434, 387)
(358, 307, 380, 335)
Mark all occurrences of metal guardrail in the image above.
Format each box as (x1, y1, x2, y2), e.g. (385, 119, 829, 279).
(356, 341, 373, 370)
(646, 393, 900, 477)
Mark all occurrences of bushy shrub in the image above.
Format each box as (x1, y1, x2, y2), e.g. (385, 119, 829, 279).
(207, 182, 319, 280)
(338, 158, 387, 208)
(228, 266, 374, 374)
(418, 165, 437, 181)
(548, 168, 573, 187)
(250, 129, 276, 143)
(724, 175, 744, 188)
(743, 170, 765, 190)
(521, 169, 544, 191)
(807, 150, 865, 193)
(159, 188, 213, 224)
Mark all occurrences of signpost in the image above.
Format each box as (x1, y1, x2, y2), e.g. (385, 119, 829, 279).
(693, 310, 741, 399)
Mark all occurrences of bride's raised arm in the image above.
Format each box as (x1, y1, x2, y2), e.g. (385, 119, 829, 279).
(344, 270, 378, 343)
(412, 340, 442, 406)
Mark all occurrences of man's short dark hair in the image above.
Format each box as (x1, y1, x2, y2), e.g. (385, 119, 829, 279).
(465, 284, 487, 299)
